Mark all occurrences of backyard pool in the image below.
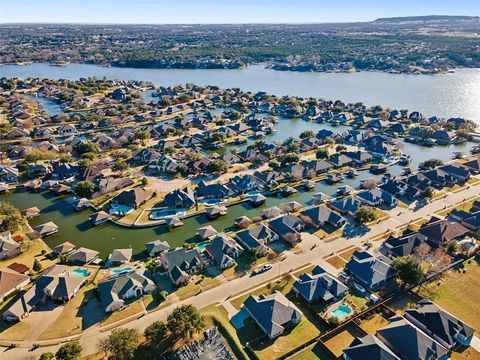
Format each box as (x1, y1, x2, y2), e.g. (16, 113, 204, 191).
(109, 204, 133, 216)
(331, 303, 353, 319)
(149, 208, 185, 220)
(70, 268, 90, 277)
(111, 267, 134, 275)
(196, 241, 209, 251)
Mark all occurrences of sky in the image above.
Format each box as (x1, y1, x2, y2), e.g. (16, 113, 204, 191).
(1, 0, 479, 24)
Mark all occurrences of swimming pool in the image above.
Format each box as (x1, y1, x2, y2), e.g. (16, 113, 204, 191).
(109, 204, 133, 216)
(331, 303, 353, 319)
(111, 267, 133, 275)
(71, 268, 90, 277)
(149, 208, 185, 220)
(196, 241, 209, 251)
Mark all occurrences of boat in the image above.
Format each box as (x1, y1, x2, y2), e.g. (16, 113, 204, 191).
(346, 169, 358, 178)
(326, 173, 344, 184)
(452, 152, 464, 159)
(303, 180, 316, 190)
(369, 164, 388, 174)
(471, 146, 480, 155)
(399, 154, 412, 165)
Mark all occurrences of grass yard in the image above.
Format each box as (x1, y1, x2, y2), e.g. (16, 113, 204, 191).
(325, 255, 347, 269)
(230, 275, 295, 310)
(100, 299, 145, 328)
(251, 317, 321, 360)
(344, 291, 368, 312)
(322, 325, 365, 358)
(386, 292, 420, 315)
(418, 259, 480, 332)
(289, 343, 334, 360)
(451, 346, 480, 360)
(0, 320, 31, 341)
(359, 312, 389, 334)
(0, 240, 57, 270)
(337, 246, 360, 262)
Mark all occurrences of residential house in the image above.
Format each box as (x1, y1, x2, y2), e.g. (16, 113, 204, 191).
(107, 249, 133, 266)
(52, 241, 76, 256)
(243, 291, 302, 339)
(300, 205, 347, 229)
(343, 151, 373, 165)
(0, 232, 22, 260)
(33, 221, 59, 237)
(160, 248, 204, 285)
(112, 188, 154, 209)
(356, 189, 399, 207)
(329, 154, 354, 168)
(268, 215, 305, 245)
(164, 188, 196, 209)
(205, 234, 244, 269)
(0, 166, 19, 183)
(293, 266, 348, 304)
(236, 224, 278, 254)
(381, 230, 428, 258)
(328, 197, 362, 216)
(463, 158, 480, 174)
(345, 250, 395, 291)
(343, 334, 401, 360)
(0, 268, 30, 302)
(418, 217, 470, 248)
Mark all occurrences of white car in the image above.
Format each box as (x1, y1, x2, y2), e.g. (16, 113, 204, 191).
(253, 264, 272, 275)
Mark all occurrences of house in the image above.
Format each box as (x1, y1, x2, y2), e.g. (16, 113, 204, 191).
(380, 179, 408, 198)
(439, 164, 471, 184)
(52, 241, 76, 256)
(196, 183, 233, 200)
(164, 188, 196, 209)
(300, 206, 347, 229)
(0, 268, 30, 301)
(462, 158, 480, 174)
(107, 249, 133, 266)
(356, 189, 399, 207)
(328, 197, 362, 216)
(0, 232, 22, 260)
(343, 334, 401, 360)
(343, 151, 373, 165)
(236, 224, 278, 253)
(196, 225, 218, 240)
(405, 299, 475, 348)
(418, 217, 470, 248)
(160, 247, 204, 285)
(112, 188, 154, 209)
(376, 316, 449, 360)
(345, 250, 395, 291)
(51, 164, 78, 179)
(89, 211, 110, 225)
(293, 266, 348, 304)
(69, 247, 99, 264)
(144, 240, 170, 257)
(381, 230, 427, 258)
(33, 221, 59, 237)
(205, 234, 244, 269)
(57, 124, 77, 136)
(98, 267, 156, 312)
(268, 215, 305, 245)
(0, 166, 19, 183)
(329, 153, 354, 168)
(243, 291, 302, 339)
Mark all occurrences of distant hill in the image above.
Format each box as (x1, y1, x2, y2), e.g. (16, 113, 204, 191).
(373, 15, 480, 24)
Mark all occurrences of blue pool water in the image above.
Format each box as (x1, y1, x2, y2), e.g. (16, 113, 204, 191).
(331, 303, 353, 319)
(196, 242, 209, 251)
(110, 204, 133, 215)
(111, 267, 133, 275)
(71, 268, 90, 277)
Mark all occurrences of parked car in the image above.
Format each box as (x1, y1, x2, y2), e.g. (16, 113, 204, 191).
(252, 264, 272, 275)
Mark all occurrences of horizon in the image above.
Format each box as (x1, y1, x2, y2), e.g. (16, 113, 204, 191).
(1, 0, 479, 24)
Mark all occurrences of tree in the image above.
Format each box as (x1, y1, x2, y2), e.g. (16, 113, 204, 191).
(33, 258, 43, 272)
(144, 321, 166, 345)
(73, 180, 96, 198)
(354, 206, 378, 224)
(74, 141, 99, 155)
(362, 178, 380, 190)
(167, 305, 205, 340)
(39, 352, 55, 360)
(113, 160, 128, 173)
(299, 130, 314, 139)
(392, 256, 424, 287)
(335, 145, 347, 153)
(101, 328, 139, 360)
(0, 201, 23, 232)
(316, 148, 329, 159)
(324, 136, 335, 146)
(141, 177, 148, 186)
(446, 240, 457, 254)
(56, 340, 82, 360)
(208, 159, 228, 174)
(421, 158, 443, 170)
(134, 130, 151, 142)
(421, 186, 434, 199)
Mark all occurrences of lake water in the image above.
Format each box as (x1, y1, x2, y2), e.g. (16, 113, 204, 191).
(2, 63, 480, 123)
(1, 63, 478, 258)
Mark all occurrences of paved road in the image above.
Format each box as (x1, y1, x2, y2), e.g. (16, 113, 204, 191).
(2, 181, 479, 359)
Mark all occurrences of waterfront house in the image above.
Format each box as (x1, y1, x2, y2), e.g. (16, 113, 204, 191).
(98, 267, 156, 312)
(107, 248, 133, 266)
(268, 215, 305, 245)
(236, 224, 278, 254)
(205, 233, 244, 269)
(33, 221, 59, 237)
(164, 188, 196, 209)
(300, 205, 347, 229)
(243, 291, 302, 339)
(111, 188, 154, 209)
(343, 334, 401, 360)
(0, 166, 19, 183)
(293, 266, 348, 304)
(159, 247, 204, 285)
(422, 169, 456, 188)
(144, 240, 170, 257)
(0, 233, 23, 261)
(52, 241, 76, 256)
(431, 130, 454, 145)
(462, 158, 480, 174)
(196, 183, 233, 200)
(405, 299, 474, 348)
(0, 268, 30, 302)
(356, 188, 399, 207)
(376, 316, 449, 360)
(69, 247, 99, 265)
(329, 153, 354, 168)
(343, 151, 373, 165)
(196, 225, 218, 241)
(328, 197, 362, 216)
(89, 210, 110, 225)
(418, 217, 470, 248)
(345, 250, 395, 291)
(52, 164, 78, 180)
(439, 164, 471, 183)
(303, 159, 333, 175)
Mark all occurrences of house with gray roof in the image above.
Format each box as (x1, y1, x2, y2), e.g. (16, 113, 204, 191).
(69, 247, 99, 265)
(0, 231, 22, 260)
(300, 205, 347, 229)
(243, 291, 302, 339)
(293, 266, 348, 304)
(343, 334, 400, 360)
(235, 224, 278, 254)
(268, 215, 305, 245)
(205, 234, 243, 269)
(98, 266, 155, 312)
(405, 299, 475, 348)
(108, 248, 133, 266)
(33, 221, 59, 237)
(345, 250, 395, 291)
(356, 188, 399, 207)
(160, 247, 204, 285)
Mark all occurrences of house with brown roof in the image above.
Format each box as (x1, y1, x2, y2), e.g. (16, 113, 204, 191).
(418, 217, 470, 248)
(111, 188, 154, 209)
(0, 268, 30, 301)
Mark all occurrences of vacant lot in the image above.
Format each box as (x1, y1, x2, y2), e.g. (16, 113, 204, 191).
(418, 259, 480, 332)
(359, 312, 389, 334)
(325, 255, 347, 269)
(386, 292, 420, 315)
(323, 325, 365, 358)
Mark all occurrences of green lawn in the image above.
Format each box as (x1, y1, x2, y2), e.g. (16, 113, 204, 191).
(418, 259, 480, 332)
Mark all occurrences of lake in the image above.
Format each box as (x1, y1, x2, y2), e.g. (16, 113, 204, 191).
(0, 62, 478, 258)
(2, 63, 480, 123)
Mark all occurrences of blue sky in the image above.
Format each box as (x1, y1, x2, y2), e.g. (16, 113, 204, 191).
(1, 0, 478, 24)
